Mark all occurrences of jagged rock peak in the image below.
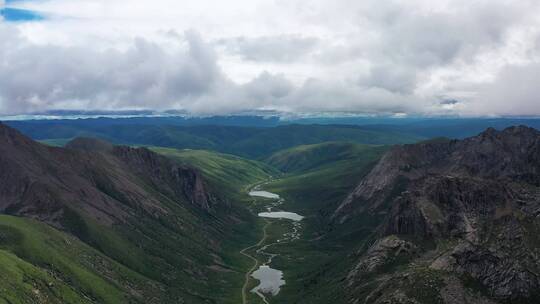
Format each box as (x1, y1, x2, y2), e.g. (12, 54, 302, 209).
(475, 125, 539, 140)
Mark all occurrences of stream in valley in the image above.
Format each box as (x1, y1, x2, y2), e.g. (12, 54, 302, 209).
(242, 187, 303, 304)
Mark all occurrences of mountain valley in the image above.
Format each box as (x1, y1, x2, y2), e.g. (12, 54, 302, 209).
(1, 121, 540, 304)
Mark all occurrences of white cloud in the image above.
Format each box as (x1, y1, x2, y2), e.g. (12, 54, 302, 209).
(466, 63, 540, 116)
(0, 27, 225, 113)
(217, 35, 319, 62)
(1, 0, 540, 115)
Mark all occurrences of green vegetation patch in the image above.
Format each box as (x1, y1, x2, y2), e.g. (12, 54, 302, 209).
(0, 215, 144, 303)
(151, 147, 279, 199)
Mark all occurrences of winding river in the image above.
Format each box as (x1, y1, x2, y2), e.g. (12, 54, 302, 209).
(241, 187, 303, 304)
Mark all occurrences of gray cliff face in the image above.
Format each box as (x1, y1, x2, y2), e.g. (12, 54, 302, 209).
(112, 145, 217, 211)
(339, 126, 540, 303)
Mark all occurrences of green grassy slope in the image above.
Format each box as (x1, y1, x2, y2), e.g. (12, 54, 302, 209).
(150, 148, 279, 199)
(265, 142, 388, 214)
(266, 141, 383, 173)
(0, 215, 160, 304)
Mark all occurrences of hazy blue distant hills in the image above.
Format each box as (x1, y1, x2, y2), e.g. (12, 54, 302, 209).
(5, 120, 422, 158)
(4, 115, 281, 128)
(354, 118, 540, 138)
(5, 116, 540, 158)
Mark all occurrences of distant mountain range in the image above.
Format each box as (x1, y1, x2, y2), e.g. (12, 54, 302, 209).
(4, 120, 423, 158)
(5, 116, 540, 157)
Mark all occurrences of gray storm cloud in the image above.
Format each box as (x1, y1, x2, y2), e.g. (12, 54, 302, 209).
(1, 0, 540, 116)
(0, 24, 432, 115)
(0, 27, 225, 114)
(468, 63, 540, 116)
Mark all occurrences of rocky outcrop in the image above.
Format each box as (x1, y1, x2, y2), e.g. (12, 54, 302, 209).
(348, 235, 418, 279)
(335, 126, 540, 221)
(340, 126, 540, 303)
(111, 145, 217, 211)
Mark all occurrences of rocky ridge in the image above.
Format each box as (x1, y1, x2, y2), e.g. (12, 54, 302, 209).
(337, 126, 540, 303)
(0, 123, 218, 230)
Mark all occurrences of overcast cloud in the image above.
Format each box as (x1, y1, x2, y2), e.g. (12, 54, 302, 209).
(1, 0, 540, 116)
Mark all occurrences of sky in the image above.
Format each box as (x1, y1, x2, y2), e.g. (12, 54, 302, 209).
(0, 0, 540, 116)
